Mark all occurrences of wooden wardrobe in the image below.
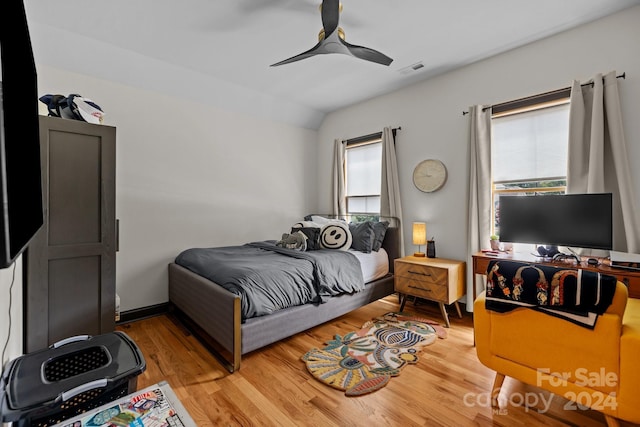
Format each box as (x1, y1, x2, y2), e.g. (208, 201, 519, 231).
(25, 115, 117, 352)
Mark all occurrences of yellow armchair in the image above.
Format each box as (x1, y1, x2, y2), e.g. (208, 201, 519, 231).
(475, 275, 640, 426)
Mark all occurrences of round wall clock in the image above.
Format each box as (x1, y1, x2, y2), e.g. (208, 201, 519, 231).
(413, 159, 447, 193)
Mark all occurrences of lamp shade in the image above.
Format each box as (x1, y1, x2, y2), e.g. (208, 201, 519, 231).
(412, 222, 427, 245)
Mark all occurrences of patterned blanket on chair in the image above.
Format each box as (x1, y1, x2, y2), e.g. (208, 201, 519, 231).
(485, 260, 617, 328)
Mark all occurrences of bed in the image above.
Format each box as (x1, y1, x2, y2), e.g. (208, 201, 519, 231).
(168, 216, 401, 372)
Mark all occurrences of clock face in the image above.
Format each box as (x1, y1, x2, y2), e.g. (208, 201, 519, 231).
(413, 159, 447, 193)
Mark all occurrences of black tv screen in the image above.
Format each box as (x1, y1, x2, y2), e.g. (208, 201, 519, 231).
(498, 193, 613, 250)
(0, 0, 44, 268)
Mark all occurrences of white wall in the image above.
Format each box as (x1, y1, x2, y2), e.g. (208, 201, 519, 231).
(317, 5, 640, 308)
(35, 66, 319, 312)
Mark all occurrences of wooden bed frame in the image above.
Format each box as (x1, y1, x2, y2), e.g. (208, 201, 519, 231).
(168, 226, 401, 372)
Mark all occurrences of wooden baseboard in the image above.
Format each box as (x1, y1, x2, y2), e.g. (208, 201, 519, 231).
(118, 302, 169, 324)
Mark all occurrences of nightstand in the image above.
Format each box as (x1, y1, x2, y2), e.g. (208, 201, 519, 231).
(394, 256, 466, 327)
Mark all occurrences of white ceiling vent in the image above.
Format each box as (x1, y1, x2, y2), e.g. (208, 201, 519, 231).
(398, 62, 425, 75)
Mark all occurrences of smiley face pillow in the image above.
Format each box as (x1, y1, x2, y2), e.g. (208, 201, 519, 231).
(318, 221, 352, 250)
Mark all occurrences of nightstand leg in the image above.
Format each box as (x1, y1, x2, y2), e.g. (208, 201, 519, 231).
(439, 303, 451, 328)
(399, 294, 407, 312)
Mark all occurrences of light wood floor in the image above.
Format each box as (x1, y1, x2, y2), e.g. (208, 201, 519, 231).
(117, 295, 636, 427)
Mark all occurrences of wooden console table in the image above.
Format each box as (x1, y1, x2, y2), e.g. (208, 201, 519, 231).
(472, 251, 640, 302)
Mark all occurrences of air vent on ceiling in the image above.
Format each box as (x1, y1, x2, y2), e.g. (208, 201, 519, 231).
(398, 61, 425, 75)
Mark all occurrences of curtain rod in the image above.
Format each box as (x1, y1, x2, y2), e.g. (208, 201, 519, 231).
(345, 126, 401, 145)
(462, 72, 626, 116)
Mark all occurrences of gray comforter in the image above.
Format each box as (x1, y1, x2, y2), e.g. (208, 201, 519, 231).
(174, 241, 364, 320)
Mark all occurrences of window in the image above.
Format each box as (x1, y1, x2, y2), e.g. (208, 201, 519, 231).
(491, 97, 570, 238)
(345, 136, 382, 217)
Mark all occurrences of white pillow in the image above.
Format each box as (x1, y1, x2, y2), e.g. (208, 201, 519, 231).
(309, 215, 331, 225)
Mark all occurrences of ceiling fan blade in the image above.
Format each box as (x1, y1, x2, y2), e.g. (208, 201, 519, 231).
(271, 0, 393, 67)
(270, 41, 323, 67)
(341, 39, 393, 66)
(321, 0, 340, 37)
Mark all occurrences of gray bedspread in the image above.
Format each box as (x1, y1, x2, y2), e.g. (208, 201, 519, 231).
(174, 241, 365, 320)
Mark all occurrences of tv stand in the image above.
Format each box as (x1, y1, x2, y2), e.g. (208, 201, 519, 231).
(472, 251, 640, 302)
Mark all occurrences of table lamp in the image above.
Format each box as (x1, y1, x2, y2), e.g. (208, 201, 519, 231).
(412, 222, 427, 257)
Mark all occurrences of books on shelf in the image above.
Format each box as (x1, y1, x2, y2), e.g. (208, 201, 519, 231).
(53, 381, 196, 427)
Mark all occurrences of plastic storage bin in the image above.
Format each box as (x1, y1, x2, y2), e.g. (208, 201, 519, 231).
(0, 331, 146, 427)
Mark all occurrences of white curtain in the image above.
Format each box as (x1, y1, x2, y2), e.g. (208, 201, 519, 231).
(567, 71, 640, 253)
(380, 127, 404, 256)
(331, 138, 346, 217)
(466, 105, 492, 310)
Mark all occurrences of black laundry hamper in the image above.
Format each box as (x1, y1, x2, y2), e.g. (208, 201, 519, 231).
(0, 331, 146, 427)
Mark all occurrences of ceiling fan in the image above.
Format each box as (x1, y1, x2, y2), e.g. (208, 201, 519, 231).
(270, 0, 393, 67)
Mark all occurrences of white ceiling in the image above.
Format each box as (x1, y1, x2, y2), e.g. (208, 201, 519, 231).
(24, 0, 639, 127)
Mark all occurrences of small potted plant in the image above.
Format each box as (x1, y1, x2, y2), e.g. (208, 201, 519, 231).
(490, 234, 500, 251)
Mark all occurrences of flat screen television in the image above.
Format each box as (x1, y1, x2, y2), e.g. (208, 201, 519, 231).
(498, 193, 613, 251)
(0, 0, 44, 268)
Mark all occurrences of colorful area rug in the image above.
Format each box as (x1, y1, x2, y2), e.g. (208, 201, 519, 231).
(302, 312, 447, 396)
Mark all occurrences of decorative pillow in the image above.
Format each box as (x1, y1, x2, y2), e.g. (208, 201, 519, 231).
(291, 226, 321, 250)
(319, 221, 352, 251)
(349, 221, 376, 253)
(372, 221, 390, 251)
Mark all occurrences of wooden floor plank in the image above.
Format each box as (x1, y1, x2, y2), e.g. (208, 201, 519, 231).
(117, 295, 637, 426)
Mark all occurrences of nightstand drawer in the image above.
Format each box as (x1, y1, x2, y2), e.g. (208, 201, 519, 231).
(395, 278, 448, 302)
(395, 262, 447, 285)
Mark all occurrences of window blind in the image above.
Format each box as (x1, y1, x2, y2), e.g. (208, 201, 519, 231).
(492, 103, 570, 183)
